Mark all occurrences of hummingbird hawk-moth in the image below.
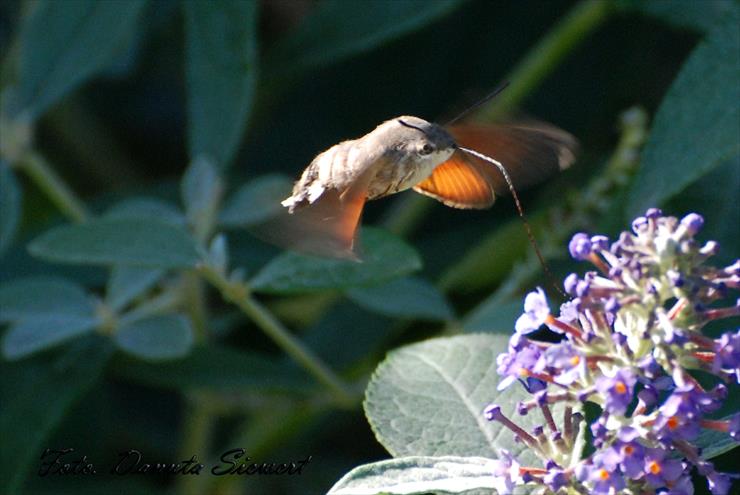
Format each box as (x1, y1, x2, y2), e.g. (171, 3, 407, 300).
(259, 111, 577, 259)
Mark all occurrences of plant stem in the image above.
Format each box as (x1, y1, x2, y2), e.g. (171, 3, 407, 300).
(181, 272, 209, 342)
(117, 289, 182, 327)
(177, 393, 214, 495)
(198, 265, 356, 407)
(177, 268, 215, 495)
(477, 0, 613, 121)
(17, 150, 89, 223)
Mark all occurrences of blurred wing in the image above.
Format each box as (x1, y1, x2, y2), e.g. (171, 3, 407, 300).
(413, 152, 495, 209)
(250, 169, 374, 260)
(446, 122, 577, 196)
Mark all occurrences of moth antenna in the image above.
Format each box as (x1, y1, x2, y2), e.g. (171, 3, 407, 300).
(444, 81, 510, 126)
(398, 119, 428, 135)
(458, 146, 566, 298)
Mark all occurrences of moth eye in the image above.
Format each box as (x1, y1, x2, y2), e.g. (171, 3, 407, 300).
(420, 143, 434, 155)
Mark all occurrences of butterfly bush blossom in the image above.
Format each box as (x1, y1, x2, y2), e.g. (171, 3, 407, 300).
(485, 209, 739, 494)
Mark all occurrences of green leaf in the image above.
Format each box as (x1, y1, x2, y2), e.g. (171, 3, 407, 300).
(0, 164, 21, 256)
(114, 314, 194, 361)
(666, 157, 740, 264)
(0, 276, 94, 323)
(103, 197, 185, 226)
(0, 336, 112, 493)
(112, 344, 312, 393)
(2, 316, 98, 360)
(266, 0, 465, 81)
(626, 13, 740, 218)
(184, 0, 259, 168)
(250, 228, 422, 294)
(697, 418, 740, 460)
(29, 218, 200, 268)
(13, 0, 147, 119)
(300, 303, 392, 372)
(219, 174, 293, 228)
(365, 334, 569, 466)
(462, 298, 522, 334)
(181, 156, 222, 226)
(329, 456, 518, 495)
(621, 0, 736, 33)
(105, 266, 164, 311)
(347, 276, 454, 321)
(205, 234, 229, 273)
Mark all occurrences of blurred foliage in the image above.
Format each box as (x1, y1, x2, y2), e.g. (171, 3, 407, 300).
(0, 0, 738, 494)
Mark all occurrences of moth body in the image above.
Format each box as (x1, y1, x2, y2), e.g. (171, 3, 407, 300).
(268, 112, 577, 258)
(282, 116, 455, 212)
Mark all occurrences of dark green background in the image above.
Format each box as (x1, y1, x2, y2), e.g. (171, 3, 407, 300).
(0, 1, 738, 494)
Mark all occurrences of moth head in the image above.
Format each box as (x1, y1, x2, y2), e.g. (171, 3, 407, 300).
(389, 116, 456, 165)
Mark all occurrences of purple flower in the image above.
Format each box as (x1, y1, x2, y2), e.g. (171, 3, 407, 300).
(544, 343, 586, 385)
(514, 288, 550, 334)
(522, 376, 546, 394)
(637, 385, 659, 412)
(558, 298, 581, 323)
(543, 461, 568, 491)
(643, 448, 684, 488)
(728, 413, 740, 441)
(575, 279, 590, 297)
(680, 213, 704, 236)
(496, 343, 543, 391)
(481, 210, 738, 495)
(604, 296, 620, 314)
(713, 330, 740, 376)
(613, 427, 645, 478)
(591, 235, 610, 251)
(632, 215, 648, 233)
(662, 474, 695, 495)
(637, 355, 664, 378)
(595, 369, 636, 414)
(564, 273, 579, 295)
(654, 390, 701, 441)
(578, 451, 625, 494)
(590, 416, 609, 447)
(569, 233, 592, 260)
(490, 450, 521, 494)
(708, 474, 731, 495)
(646, 208, 663, 219)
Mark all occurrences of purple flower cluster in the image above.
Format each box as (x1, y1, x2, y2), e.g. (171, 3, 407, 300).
(486, 210, 740, 494)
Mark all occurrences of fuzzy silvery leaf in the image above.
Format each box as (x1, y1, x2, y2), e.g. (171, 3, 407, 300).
(329, 456, 528, 495)
(364, 334, 574, 467)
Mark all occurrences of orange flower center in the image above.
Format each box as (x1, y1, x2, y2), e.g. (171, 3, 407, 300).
(570, 355, 581, 366)
(598, 469, 610, 480)
(648, 461, 662, 475)
(614, 381, 627, 394)
(667, 416, 679, 430)
(623, 445, 634, 455)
